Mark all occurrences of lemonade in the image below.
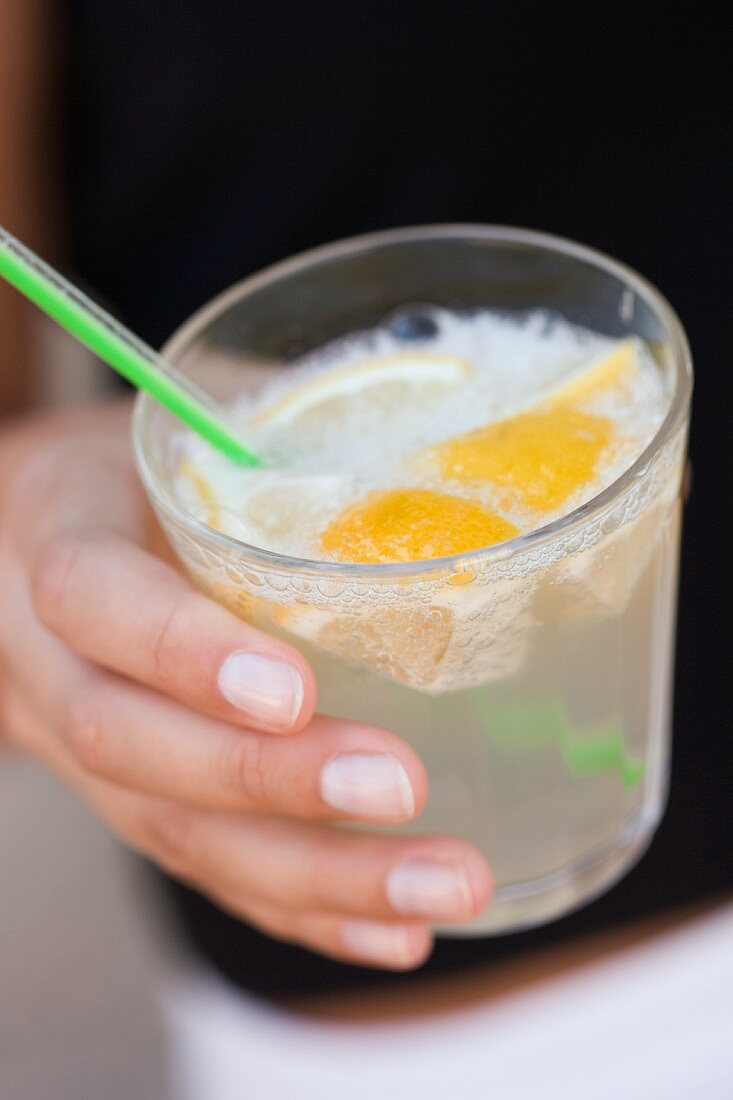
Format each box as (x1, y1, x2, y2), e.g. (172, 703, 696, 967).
(165, 308, 678, 931)
(135, 227, 690, 935)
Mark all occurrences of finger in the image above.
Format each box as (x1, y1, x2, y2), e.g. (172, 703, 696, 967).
(2, 684, 478, 945)
(213, 894, 434, 971)
(0, 693, 433, 971)
(57, 671, 427, 822)
(30, 529, 317, 733)
(144, 811, 493, 925)
(0, 680, 180, 870)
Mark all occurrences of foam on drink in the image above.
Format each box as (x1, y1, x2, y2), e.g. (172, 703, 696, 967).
(175, 308, 670, 562)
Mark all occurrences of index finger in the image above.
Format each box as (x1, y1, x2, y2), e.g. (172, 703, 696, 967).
(31, 529, 317, 734)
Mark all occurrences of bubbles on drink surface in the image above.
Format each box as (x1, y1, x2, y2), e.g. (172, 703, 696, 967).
(172, 307, 674, 692)
(175, 308, 669, 563)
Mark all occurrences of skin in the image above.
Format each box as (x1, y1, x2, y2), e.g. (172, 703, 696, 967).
(0, 0, 494, 970)
(0, 403, 493, 968)
(0, 6, 691, 971)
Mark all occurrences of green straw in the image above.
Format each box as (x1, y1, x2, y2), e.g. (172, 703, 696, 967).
(0, 227, 262, 466)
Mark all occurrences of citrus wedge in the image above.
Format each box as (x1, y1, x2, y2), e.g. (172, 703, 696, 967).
(540, 338, 638, 409)
(252, 353, 473, 436)
(276, 603, 456, 689)
(320, 487, 518, 564)
(427, 406, 614, 513)
(242, 474, 346, 549)
(411, 340, 638, 514)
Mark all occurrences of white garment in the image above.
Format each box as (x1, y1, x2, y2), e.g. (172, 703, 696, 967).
(162, 903, 733, 1100)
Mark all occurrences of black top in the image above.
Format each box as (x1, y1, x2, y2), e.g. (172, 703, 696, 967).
(64, 1, 732, 997)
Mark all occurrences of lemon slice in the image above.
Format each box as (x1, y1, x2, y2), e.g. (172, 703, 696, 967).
(545, 491, 679, 622)
(540, 339, 638, 409)
(242, 474, 347, 549)
(252, 353, 473, 435)
(276, 602, 456, 689)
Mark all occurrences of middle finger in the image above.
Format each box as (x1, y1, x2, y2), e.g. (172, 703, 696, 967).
(58, 671, 428, 824)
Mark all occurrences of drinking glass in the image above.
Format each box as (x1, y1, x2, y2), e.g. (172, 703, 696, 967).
(133, 226, 692, 934)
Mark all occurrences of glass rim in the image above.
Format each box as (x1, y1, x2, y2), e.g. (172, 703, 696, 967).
(133, 223, 692, 580)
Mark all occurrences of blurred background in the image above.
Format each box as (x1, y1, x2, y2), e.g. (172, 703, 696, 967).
(1, 3, 731, 1097)
(0, 747, 166, 1099)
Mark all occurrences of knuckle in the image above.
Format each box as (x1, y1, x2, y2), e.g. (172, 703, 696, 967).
(150, 600, 190, 686)
(285, 910, 318, 941)
(62, 679, 114, 774)
(2, 447, 58, 532)
(31, 531, 89, 626)
(218, 735, 271, 807)
(143, 803, 199, 867)
(307, 853, 336, 909)
(223, 896, 284, 936)
(0, 681, 35, 751)
(247, 902, 304, 944)
(272, 911, 309, 947)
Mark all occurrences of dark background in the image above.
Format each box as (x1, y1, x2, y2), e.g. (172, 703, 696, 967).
(61, 1, 732, 995)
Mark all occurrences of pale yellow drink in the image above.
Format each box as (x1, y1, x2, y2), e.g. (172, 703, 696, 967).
(167, 308, 681, 933)
(304, 503, 680, 932)
(134, 228, 690, 936)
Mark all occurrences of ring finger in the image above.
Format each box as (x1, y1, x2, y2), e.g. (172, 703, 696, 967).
(143, 809, 493, 925)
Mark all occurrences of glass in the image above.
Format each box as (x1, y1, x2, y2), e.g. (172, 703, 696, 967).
(133, 226, 692, 935)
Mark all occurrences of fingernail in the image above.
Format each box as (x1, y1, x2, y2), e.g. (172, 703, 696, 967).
(340, 920, 417, 965)
(386, 860, 474, 920)
(319, 753, 415, 821)
(218, 651, 304, 729)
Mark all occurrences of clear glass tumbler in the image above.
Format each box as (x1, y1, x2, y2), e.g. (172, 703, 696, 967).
(133, 226, 692, 935)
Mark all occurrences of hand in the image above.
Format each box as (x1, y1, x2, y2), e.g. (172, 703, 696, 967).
(0, 403, 492, 969)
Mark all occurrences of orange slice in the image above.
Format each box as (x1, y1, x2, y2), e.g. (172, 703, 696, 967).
(321, 487, 518, 564)
(412, 341, 638, 513)
(429, 406, 614, 513)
